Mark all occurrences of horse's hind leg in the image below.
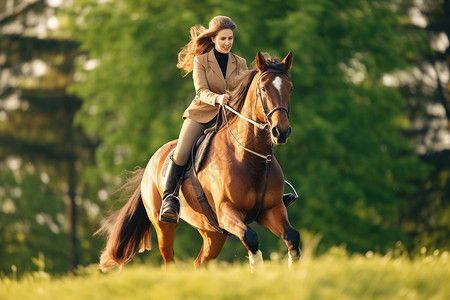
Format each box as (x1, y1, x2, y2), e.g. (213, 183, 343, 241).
(153, 222, 178, 265)
(142, 173, 178, 265)
(194, 230, 227, 268)
(258, 204, 301, 266)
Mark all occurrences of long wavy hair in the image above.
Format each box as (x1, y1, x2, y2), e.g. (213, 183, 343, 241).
(177, 16, 237, 76)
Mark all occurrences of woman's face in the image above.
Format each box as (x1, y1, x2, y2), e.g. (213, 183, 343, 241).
(212, 29, 234, 54)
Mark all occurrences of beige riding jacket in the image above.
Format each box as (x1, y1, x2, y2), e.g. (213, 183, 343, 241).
(183, 49, 248, 123)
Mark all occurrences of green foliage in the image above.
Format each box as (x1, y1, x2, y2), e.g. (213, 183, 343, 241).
(261, 0, 429, 253)
(1, 250, 449, 300)
(0, 167, 69, 275)
(67, 0, 207, 177)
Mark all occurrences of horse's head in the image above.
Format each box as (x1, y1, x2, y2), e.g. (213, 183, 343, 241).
(254, 51, 293, 144)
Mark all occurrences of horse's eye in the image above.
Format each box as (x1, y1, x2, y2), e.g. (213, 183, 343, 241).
(261, 87, 266, 92)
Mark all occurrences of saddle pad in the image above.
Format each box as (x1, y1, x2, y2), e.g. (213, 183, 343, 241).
(161, 128, 217, 183)
(192, 128, 217, 173)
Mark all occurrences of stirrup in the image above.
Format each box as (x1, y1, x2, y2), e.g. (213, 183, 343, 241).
(283, 180, 298, 207)
(159, 195, 180, 223)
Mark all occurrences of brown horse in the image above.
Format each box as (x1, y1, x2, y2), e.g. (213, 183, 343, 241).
(96, 52, 301, 271)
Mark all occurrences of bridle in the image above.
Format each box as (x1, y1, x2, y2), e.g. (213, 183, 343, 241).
(254, 69, 291, 125)
(223, 68, 291, 161)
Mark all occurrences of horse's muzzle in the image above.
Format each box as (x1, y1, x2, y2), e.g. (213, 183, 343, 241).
(271, 125, 291, 144)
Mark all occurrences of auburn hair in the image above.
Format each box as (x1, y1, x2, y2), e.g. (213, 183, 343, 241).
(177, 16, 237, 76)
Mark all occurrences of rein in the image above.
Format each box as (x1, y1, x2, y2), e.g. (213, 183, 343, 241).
(222, 106, 272, 162)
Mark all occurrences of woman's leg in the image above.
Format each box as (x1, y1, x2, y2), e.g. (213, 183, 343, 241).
(160, 119, 207, 223)
(172, 119, 207, 165)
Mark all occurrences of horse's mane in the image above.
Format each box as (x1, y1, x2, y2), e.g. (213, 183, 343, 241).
(226, 55, 289, 125)
(229, 69, 258, 116)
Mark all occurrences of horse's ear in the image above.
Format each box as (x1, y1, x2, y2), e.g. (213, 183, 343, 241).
(256, 51, 267, 72)
(281, 52, 293, 71)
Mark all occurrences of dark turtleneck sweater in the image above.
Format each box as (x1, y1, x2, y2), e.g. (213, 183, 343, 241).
(214, 48, 228, 78)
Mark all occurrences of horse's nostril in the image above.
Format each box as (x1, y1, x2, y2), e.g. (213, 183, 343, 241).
(286, 126, 291, 138)
(272, 126, 280, 138)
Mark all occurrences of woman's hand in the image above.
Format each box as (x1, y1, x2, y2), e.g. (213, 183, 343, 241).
(217, 93, 231, 106)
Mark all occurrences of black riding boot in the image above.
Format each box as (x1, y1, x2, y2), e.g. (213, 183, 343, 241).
(159, 156, 185, 223)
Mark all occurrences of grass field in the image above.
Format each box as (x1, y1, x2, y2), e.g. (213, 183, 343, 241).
(1, 247, 449, 300)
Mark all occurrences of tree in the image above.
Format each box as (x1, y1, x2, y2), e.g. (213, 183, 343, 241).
(395, 0, 450, 254)
(0, 0, 96, 274)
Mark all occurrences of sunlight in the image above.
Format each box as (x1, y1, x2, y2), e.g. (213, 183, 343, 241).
(2, 94, 20, 111)
(40, 172, 50, 184)
(6, 156, 22, 171)
(431, 32, 449, 52)
(409, 6, 427, 28)
(32, 59, 48, 77)
(339, 57, 367, 84)
(84, 59, 99, 70)
(46, 0, 63, 7)
(47, 16, 59, 30)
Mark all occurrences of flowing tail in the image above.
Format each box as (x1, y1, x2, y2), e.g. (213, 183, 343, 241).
(95, 168, 152, 272)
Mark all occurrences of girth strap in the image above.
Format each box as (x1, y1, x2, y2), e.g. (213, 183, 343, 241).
(189, 166, 230, 235)
(244, 149, 273, 224)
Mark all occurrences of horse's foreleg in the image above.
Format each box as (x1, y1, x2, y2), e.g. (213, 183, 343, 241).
(258, 204, 301, 266)
(217, 204, 259, 254)
(194, 230, 227, 268)
(217, 205, 263, 270)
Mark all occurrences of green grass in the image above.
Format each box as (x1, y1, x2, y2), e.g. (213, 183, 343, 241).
(1, 248, 449, 300)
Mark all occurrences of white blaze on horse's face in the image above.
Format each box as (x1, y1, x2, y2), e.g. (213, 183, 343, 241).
(272, 76, 283, 98)
(265, 74, 292, 145)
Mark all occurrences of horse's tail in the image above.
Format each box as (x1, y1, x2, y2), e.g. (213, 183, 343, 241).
(95, 168, 152, 272)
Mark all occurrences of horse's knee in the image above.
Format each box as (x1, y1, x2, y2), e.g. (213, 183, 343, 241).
(242, 227, 259, 254)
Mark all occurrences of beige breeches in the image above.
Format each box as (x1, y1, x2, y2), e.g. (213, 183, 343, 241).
(172, 119, 210, 166)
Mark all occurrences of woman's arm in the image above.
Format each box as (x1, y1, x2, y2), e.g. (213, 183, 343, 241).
(192, 56, 221, 106)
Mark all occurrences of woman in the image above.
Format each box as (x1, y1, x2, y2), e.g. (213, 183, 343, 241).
(159, 16, 249, 223)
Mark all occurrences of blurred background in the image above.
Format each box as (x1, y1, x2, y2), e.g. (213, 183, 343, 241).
(0, 0, 448, 276)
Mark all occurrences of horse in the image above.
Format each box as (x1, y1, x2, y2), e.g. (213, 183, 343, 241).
(96, 51, 301, 271)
